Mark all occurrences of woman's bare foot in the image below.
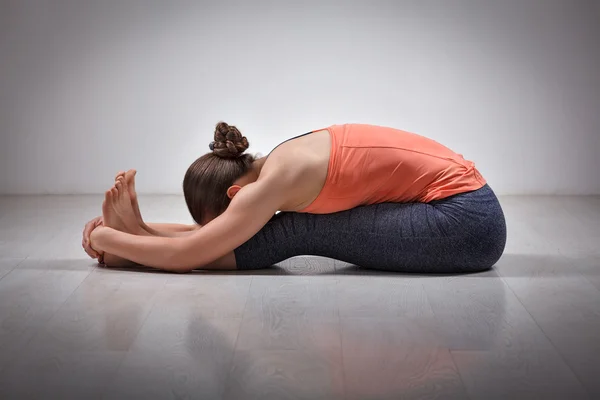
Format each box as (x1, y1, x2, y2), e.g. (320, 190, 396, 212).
(113, 177, 146, 235)
(99, 186, 145, 268)
(102, 189, 127, 232)
(115, 169, 148, 232)
(124, 169, 145, 227)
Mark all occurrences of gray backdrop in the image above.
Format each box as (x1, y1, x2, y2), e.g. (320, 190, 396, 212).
(1, 0, 598, 195)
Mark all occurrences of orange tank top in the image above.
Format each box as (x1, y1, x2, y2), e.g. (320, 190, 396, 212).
(299, 124, 487, 214)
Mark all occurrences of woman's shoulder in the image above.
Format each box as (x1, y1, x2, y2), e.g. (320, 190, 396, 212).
(262, 130, 329, 181)
(260, 146, 306, 180)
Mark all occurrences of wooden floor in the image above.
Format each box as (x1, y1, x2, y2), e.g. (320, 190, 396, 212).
(0, 194, 598, 399)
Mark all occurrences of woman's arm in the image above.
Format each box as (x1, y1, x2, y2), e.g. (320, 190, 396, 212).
(90, 174, 287, 272)
(82, 217, 200, 263)
(98, 234, 237, 271)
(90, 228, 190, 272)
(146, 222, 199, 232)
(144, 222, 200, 238)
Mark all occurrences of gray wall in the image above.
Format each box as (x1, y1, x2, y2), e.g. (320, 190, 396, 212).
(1, 0, 598, 195)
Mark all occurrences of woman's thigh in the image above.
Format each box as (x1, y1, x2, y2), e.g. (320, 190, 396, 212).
(234, 184, 506, 273)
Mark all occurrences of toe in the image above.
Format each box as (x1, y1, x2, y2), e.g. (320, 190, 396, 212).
(125, 170, 136, 190)
(115, 171, 126, 181)
(101, 200, 108, 217)
(121, 180, 129, 194)
(125, 169, 136, 182)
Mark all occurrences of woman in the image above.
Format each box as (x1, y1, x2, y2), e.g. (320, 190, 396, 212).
(84, 122, 506, 273)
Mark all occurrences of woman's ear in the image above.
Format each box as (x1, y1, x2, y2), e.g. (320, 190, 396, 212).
(226, 185, 242, 199)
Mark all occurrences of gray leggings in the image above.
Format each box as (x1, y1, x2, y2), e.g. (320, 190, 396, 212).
(234, 184, 507, 273)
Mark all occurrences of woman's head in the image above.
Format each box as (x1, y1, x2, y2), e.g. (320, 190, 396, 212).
(183, 122, 255, 225)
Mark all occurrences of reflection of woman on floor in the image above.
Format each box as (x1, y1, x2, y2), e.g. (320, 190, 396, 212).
(83, 122, 506, 273)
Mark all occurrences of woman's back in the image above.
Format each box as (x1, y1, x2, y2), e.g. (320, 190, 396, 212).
(265, 124, 486, 214)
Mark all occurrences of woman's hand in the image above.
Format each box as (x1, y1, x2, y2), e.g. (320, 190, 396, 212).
(82, 216, 104, 261)
(89, 226, 107, 253)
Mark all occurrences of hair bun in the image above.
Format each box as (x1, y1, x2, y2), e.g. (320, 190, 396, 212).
(211, 121, 249, 158)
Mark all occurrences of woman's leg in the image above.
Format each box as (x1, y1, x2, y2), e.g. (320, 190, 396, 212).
(234, 184, 507, 273)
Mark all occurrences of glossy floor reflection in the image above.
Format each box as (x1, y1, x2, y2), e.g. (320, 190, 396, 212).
(0, 194, 598, 399)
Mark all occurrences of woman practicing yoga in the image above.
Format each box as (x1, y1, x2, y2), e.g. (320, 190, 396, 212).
(83, 122, 506, 273)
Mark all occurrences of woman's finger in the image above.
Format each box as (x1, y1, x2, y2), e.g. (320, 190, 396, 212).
(83, 237, 99, 257)
(83, 218, 102, 258)
(84, 245, 99, 259)
(83, 217, 101, 241)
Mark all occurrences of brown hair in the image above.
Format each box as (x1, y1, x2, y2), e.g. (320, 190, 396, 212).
(183, 121, 255, 225)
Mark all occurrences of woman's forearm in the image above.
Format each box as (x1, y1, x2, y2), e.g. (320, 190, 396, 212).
(145, 222, 198, 232)
(143, 222, 200, 238)
(98, 223, 198, 267)
(91, 227, 190, 272)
